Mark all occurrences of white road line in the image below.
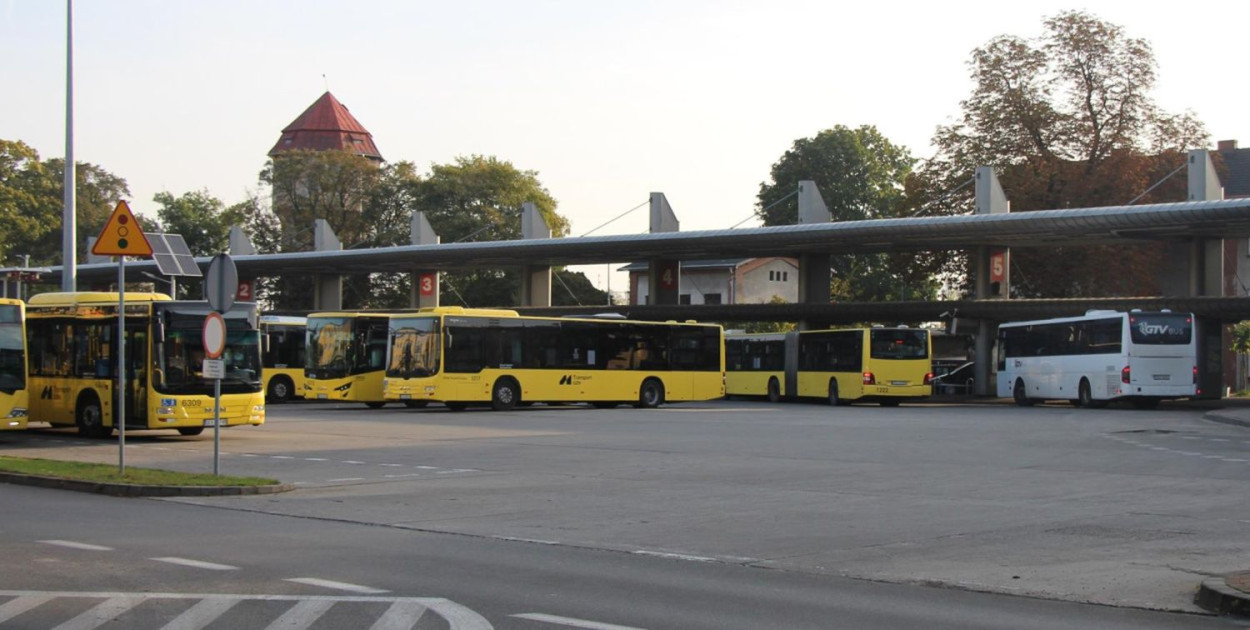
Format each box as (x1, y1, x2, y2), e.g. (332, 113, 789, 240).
(383, 473, 424, 479)
(1204, 455, 1224, 459)
(304, 458, 329, 462)
(512, 613, 647, 630)
(239, 453, 260, 457)
(1182, 436, 1202, 440)
(379, 463, 404, 467)
(632, 550, 717, 562)
(284, 578, 389, 594)
(271, 456, 295, 460)
(1150, 446, 1168, 451)
(158, 597, 241, 630)
(368, 599, 427, 630)
(414, 466, 439, 470)
(150, 557, 239, 571)
(326, 478, 365, 482)
(1211, 438, 1231, 442)
(51, 596, 144, 630)
(263, 599, 336, 630)
(342, 460, 365, 464)
(1226, 458, 1249, 462)
(0, 595, 53, 624)
(39, 540, 113, 551)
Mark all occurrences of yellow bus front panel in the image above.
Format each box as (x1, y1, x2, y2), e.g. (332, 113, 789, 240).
(0, 389, 28, 430)
(149, 392, 265, 430)
(304, 372, 386, 403)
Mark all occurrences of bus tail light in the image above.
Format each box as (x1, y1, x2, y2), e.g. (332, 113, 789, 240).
(1121, 366, 1131, 384)
(862, 372, 876, 385)
(1193, 365, 1198, 384)
(923, 372, 935, 385)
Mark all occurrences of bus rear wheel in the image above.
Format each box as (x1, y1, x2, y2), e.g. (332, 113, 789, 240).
(827, 380, 840, 406)
(267, 376, 294, 403)
(1013, 380, 1034, 407)
(365, 401, 386, 409)
(767, 378, 781, 403)
(636, 378, 664, 408)
(492, 378, 520, 411)
(77, 394, 111, 439)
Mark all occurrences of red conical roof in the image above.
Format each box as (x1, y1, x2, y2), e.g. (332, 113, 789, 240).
(268, 92, 383, 161)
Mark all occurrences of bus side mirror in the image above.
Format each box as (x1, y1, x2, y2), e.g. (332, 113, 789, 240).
(154, 318, 165, 343)
(263, 333, 271, 354)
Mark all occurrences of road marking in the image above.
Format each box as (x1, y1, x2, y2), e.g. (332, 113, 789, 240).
(150, 557, 239, 571)
(304, 458, 329, 461)
(1226, 458, 1248, 462)
(384, 473, 424, 479)
(326, 478, 365, 482)
(342, 460, 366, 464)
(512, 613, 647, 629)
(379, 463, 404, 467)
(39, 540, 113, 551)
(284, 578, 389, 594)
(369, 599, 428, 630)
(160, 597, 241, 630)
(632, 550, 717, 562)
(1211, 438, 1231, 442)
(1182, 436, 1202, 440)
(271, 456, 295, 460)
(264, 599, 336, 630)
(0, 595, 53, 624)
(51, 596, 143, 630)
(239, 453, 260, 457)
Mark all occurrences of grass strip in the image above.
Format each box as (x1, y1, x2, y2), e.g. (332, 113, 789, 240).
(0, 456, 278, 487)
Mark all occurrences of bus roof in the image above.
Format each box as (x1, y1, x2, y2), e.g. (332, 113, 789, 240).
(0, 298, 23, 307)
(260, 314, 308, 326)
(997, 310, 1192, 329)
(27, 291, 172, 306)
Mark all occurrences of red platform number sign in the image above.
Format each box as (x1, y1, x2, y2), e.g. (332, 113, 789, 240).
(989, 250, 1007, 284)
(235, 279, 253, 302)
(418, 273, 436, 297)
(659, 262, 677, 289)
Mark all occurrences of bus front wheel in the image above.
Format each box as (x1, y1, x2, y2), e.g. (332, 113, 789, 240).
(636, 379, 664, 408)
(267, 376, 294, 403)
(492, 378, 520, 411)
(827, 380, 840, 407)
(77, 394, 111, 439)
(178, 427, 205, 436)
(365, 401, 386, 409)
(767, 378, 781, 403)
(1013, 380, 1034, 407)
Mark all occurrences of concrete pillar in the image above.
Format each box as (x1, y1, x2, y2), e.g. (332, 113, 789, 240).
(973, 167, 1009, 396)
(313, 219, 342, 311)
(1186, 150, 1227, 398)
(409, 212, 441, 308)
(519, 202, 552, 307)
(797, 180, 831, 330)
(646, 192, 681, 305)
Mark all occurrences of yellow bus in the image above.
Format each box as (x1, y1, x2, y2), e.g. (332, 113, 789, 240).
(382, 307, 725, 410)
(25, 292, 266, 438)
(303, 311, 395, 407)
(726, 327, 933, 406)
(0, 298, 28, 430)
(260, 314, 306, 403)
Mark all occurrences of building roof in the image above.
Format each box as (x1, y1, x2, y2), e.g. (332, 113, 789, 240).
(268, 92, 383, 161)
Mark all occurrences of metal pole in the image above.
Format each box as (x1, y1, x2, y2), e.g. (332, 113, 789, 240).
(213, 378, 221, 475)
(117, 257, 125, 474)
(170, 276, 177, 299)
(62, 0, 76, 292)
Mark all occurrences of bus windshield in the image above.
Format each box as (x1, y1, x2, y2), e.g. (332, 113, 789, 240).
(0, 305, 23, 393)
(1129, 313, 1192, 345)
(870, 329, 928, 360)
(306, 317, 353, 379)
(387, 317, 440, 378)
(158, 313, 261, 395)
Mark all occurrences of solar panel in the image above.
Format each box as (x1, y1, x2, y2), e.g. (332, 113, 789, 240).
(147, 233, 203, 277)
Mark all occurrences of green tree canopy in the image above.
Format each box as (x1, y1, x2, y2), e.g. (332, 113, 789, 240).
(153, 190, 247, 256)
(756, 126, 938, 301)
(924, 10, 1208, 297)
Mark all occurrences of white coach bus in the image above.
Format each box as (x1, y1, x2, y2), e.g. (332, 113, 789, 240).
(996, 310, 1197, 409)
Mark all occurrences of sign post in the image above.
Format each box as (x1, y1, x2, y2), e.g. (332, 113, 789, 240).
(204, 254, 236, 475)
(91, 201, 153, 475)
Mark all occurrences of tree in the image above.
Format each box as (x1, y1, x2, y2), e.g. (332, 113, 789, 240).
(925, 10, 1208, 297)
(756, 126, 940, 301)
(153, 190, 246, 256)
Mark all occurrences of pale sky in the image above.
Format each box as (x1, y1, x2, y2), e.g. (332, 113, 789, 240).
(2, 1, 1246, 293)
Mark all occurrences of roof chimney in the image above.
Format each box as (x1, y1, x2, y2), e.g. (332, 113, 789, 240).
(1218, 139, 1238, 151)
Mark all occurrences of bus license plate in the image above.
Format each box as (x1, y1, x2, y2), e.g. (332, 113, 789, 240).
(202, 419, 218, 427)
(1152, 374, 1170, 381)
(890, 380, 908, 386)
(317, 393, 328, 400)
(399, 394, 412, 400)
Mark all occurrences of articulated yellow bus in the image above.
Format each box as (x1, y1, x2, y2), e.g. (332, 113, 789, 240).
(383, 307, 725, 410)
(0, 298, 28, 430)
(303, 311, 394, 407)
(25, 292, 266, 438)
(727, 327, 933, 405)
(260, 314, 306, 403)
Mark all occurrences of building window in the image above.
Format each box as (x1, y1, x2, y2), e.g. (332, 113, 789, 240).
(769, 271, 775, 281)
(783, 271, 788, 281)
(680, 294, 692, 305)
(704, 293, 722, 305)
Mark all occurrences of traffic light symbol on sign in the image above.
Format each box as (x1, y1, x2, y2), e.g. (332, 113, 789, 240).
(92, 200, 154, 257)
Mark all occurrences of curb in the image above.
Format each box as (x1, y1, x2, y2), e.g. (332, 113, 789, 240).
(0, 472, 294, 497)
(1196, 575, 1250, 617)
(1203, 411, 1250, 429)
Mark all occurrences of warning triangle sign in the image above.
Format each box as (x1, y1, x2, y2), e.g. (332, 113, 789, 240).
(92, 200, 153, 257)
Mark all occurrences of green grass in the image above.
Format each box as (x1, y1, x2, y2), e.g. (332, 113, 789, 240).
(0, 456, 279, 487)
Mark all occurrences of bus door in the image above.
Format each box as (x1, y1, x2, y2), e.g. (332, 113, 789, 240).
(783, 332, 799, 398)
(116, 321, 148, 428)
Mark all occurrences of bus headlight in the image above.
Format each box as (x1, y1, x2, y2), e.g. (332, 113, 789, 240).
(6, 407, 26, 418)
(253, 405, 265, 412)
(334, 382, 352, 392)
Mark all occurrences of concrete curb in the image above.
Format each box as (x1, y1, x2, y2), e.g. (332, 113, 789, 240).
(0, 472, 294, 497)
(1203, 411, 1250, 429)
(1195, 575, 1250, 617)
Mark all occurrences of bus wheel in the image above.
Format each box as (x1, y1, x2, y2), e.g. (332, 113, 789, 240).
(1013, 380, 1034, 407)
(767, 378, 781, 403)
(636, 378, 664, 408)
(177, 427, 205, 436)
(365, 401, 386, 409)
(76, 393, 111, 439)
(1077, 379, 1094, 408)
(267, 376, 294, 403)
(445, 402, 468, 412)
(403, 400, 429, 409)
(492, 378, 520, 411)
(827, 380, 840, 407)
